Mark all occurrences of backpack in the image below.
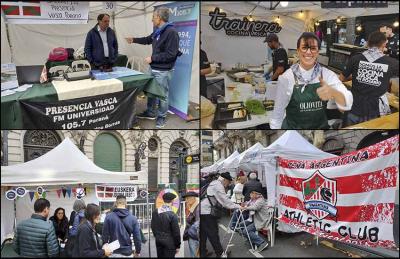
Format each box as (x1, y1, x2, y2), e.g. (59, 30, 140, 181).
(65, 48, 75, 60)
(48, 47, 68, 62)
(200, 182, 210, 201)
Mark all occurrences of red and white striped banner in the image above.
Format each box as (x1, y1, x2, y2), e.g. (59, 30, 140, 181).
(277, 135, 399, 249)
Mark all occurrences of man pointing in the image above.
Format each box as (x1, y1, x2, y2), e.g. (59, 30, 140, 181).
(126, 7, 181, 128)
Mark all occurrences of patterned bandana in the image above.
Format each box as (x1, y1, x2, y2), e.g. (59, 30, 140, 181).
(152, 22, 174, 41)
(362, 47, 385, 63)
(291, 62, 322, 92)
(158, 204, 173, 214)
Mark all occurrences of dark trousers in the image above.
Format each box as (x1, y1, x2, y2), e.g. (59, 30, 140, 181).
(200, 214, 223, 257)
(155, 240, 176, 258)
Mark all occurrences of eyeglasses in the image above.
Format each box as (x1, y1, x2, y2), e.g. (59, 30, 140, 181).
(299, 46, 319, 53)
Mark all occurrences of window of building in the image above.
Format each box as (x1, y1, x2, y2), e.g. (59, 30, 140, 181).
(169, 141, 188, 192)
(94, 133, 122, 172)
(23, 130, 61, 162)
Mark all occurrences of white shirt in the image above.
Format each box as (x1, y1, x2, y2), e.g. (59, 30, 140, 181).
(98, 25, 109, 57)
(270, 65, 353, 129)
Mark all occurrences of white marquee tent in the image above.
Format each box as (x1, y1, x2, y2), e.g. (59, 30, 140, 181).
(239, 131, 336, 234)
(1, 1, 199, 104)
(1, 137, 147, 244)
(201, 1, 399, 68)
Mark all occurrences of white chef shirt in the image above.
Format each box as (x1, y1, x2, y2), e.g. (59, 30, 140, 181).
(270, 65, 353, 129)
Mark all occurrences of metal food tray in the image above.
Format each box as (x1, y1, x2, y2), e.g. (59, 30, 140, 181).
(214, 102, 250, 123)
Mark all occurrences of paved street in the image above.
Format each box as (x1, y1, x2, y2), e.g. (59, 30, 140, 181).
(204, 215, 396, 258)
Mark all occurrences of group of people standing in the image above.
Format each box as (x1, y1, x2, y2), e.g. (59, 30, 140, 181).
(200, 170, 270, 257)
(12, 190, 200, 258)
(13, 196, 141, 258)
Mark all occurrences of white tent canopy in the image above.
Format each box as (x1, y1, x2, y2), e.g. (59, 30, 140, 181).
(201, 157, 224, 174)
(239, 131, 336, 233)
(218, 150, 240, 173)
(1, 1, 199, 104)
(225, 142, 264, 173)
(1, 137, 147, 244)
(1, 138, 146, 186)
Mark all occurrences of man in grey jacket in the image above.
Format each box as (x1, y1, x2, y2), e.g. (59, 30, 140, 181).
(14, 198, 59, 257)
(200, 172, 241, 257)
(240, 189, 270, 252)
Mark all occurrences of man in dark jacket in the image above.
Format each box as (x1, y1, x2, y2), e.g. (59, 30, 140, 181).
(13, 198, 59, 257)
(102, 195, 141, 257)
(126, 6, 181, 128)
(151, 192, 181, 257)
(243, 172, 264, 202)
(85, 13, 118, 70)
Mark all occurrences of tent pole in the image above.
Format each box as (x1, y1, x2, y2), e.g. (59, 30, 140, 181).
(4, 20, 15, 63)
(147, 185, 150, 257)
(14, 199, 17, 233)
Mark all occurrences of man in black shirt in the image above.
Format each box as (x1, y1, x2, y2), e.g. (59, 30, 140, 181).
(264, 33, 289, 81)
(340, 31, 399, 126)
(200, 48, 211, 97)
(380, 24, 399, 59)
(151, 192, 181, 258)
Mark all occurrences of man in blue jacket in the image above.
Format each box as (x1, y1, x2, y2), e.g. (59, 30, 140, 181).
(126, 6, 181, 128)
(102, 195, 141, 257)
(85, 13, 118, 70)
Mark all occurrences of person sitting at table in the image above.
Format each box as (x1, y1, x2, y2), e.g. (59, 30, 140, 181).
(270, 32, 353, 129)
(84, 13, 118, 70)
(49, 207, 69, 243)
(263, 33, 289, 81)
(339, 31, 399, 126)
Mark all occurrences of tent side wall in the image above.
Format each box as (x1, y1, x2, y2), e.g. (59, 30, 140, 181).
(1, 187, 15, 244)
(200, 6, 305, 69)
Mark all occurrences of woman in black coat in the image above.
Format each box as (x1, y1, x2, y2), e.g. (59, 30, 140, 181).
(49, 207, 69, 242)
(72, 203, 112, 258)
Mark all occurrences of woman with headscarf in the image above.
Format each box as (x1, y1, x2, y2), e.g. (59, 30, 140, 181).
(270, 32, 353, 129)
(65, 199, 86, 257)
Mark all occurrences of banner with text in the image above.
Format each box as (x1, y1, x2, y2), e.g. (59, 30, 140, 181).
(156, 1, 199, 120)
(1, 1, 89, 24)
(96, 185, 138, 202)
(277, 135, 398, 249)
(20, 88, 137, 129)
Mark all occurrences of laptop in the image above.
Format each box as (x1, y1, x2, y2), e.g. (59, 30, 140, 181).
(16, 65, 43, 85)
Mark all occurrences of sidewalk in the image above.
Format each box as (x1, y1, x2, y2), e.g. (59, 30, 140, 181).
(205, 215, 363, 258)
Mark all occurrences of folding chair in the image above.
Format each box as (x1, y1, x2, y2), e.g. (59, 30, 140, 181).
(221, 209, 254, 257)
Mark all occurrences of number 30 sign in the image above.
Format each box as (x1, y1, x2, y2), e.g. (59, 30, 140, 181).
(103, 2, 116, 12)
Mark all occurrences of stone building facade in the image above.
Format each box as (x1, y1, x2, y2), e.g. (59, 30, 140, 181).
(208, 130, 398, 163)
(1, 130, 200, 194)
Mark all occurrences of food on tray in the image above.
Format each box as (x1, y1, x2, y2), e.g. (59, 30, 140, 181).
(233, 109, 247, 119)
(245, 99, 266, 115)
(263, 100, 275, 111)
(227, 103, 242, 109)
(234, 72, 247, 78)
(200, 96, 216, 118)
(227, 83, 237, 90)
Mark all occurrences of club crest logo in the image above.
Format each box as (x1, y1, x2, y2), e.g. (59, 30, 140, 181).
(302, 170, 337, 220)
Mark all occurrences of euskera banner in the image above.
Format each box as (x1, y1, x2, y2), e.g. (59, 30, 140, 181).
(277, 135, 399, 249)
(96, 185, 138, 202)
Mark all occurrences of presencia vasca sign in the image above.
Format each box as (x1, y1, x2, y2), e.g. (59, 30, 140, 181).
(209, 7, 282, 37)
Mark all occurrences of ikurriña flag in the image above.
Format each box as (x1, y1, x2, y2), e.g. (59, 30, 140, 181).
(277, 135, 399, 249)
